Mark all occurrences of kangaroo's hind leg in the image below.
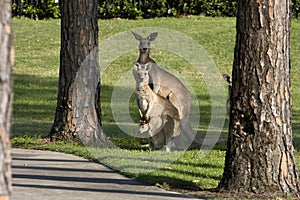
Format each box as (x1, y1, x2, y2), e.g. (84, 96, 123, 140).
(165, 136, 172, 152)
(163, 116, 175, 152)
(148, 138, 155, 151)
(172, 117, 202, 150)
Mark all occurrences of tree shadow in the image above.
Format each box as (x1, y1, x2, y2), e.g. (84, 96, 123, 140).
(13, 72, 229, 152)
(13, 72, 229, 151)
(12, 155, 197, 199)
(292, 108, 300, 151)
(13, 73, 58, 137)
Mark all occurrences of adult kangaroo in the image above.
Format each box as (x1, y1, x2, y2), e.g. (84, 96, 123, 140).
(132, 31, 202, 149)
(133, 62, 180, 151)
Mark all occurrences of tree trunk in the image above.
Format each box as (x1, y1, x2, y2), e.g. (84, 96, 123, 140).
(218, 0, 300, 198)
(48, 0, 109, 145)
(0, 0, 13, 199)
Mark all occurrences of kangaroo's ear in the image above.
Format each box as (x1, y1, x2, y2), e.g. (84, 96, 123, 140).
(131, 31, 143, 41)
(148, 32, 158, 41)
(145, 63, 152, 71)
(133, 61, 140, 70)
(223, 74, 232, 84)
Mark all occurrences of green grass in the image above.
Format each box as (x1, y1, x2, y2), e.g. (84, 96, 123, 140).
(11, 16, 300, 198)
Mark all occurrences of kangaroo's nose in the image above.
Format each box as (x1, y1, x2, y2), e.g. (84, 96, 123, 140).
(141, 48, 148, 52)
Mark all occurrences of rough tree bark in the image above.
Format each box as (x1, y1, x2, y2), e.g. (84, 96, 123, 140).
(48, 0, 109, 145)
(0, 0, 13, 199)
(218, 0, 300, 198)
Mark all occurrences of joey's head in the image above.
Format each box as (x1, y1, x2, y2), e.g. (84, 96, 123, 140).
(223, 74, 232, 114)
(223, 74, 232, 86)
(132, 31, 158, 54)
(133, 62, 152, 84)
(223, 74, 232, 96)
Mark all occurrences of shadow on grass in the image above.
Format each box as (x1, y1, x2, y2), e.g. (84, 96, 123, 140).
(136, 174, 201, 190)
(134, 166, 221, 182)
(12, 73, 230, 152)
(12, 121, 52, 137)
(293, 108, 300, 151)
(13, 73, 57, 121)
(97, 153, 222, 169)
(13, 73, 58, 137)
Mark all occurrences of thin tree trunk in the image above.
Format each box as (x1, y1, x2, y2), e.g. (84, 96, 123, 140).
(218, 0, 300, 198)
(0, 0, 13, 199)
(48, 0, 109, 145)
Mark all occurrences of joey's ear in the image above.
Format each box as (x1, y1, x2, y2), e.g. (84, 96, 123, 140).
(145, 63, 152, 71)
(131, 31, 143, 41)
(147, 32, 158, 41)
(223, 74, 232, 84)
(133, 61, 141, 70)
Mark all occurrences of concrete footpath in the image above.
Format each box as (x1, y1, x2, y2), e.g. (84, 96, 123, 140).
(11, 148, 201, 200)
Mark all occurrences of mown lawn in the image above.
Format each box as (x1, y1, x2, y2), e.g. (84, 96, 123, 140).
(11, 16, 300, 198)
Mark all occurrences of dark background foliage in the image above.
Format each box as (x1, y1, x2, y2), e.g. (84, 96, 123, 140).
(12, 0, 300, 20)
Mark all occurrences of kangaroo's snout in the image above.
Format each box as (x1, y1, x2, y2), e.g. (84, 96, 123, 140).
(141, 48, 148, 53)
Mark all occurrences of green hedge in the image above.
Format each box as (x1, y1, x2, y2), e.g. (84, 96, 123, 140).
(12, 0, 300, 19)
(12, 0, 60, 19)
(98, 0, 300, 19)
(98, 0, 238, 19)
(294, 0, 300, 18)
